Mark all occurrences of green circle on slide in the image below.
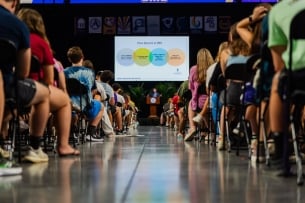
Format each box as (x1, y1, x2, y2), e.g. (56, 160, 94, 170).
(133, 48, 151, 66)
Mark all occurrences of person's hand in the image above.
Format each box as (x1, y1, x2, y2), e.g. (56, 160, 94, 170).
(251, 6, 268, 22)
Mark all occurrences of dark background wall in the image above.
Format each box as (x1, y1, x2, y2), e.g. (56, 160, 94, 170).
(21, 3, 261, 117)
(22, 3, 258, 71)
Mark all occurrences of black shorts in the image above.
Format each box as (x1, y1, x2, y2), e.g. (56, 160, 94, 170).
(5, 76, 37, 107)
(220, 81, 243, 106)
(278, 68, 305, 101)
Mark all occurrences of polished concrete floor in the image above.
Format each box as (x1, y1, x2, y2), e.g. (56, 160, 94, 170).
(1, 125, 305, 203)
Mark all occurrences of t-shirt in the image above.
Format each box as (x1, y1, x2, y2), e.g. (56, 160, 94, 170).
(0, 5, 30, 74)
(268, 0, 305, 71)
(29, 33, 54, 81)
(64, 66, 95, 111)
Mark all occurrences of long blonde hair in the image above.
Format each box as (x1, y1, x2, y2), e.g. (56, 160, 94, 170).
(196, 48, 214, 83)
(215, 41, 229, 62)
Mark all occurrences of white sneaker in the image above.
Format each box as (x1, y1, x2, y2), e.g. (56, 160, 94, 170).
(217, 136, 225, 150)
(232, 122, 240, 135)
(0, 160, 22, 176)
(0, 147, 10, 159)
(193, 114, 203, 123)
(184, 128, 196, 141)
(23, 147, 49, 163)
(86, 135, 104, 142)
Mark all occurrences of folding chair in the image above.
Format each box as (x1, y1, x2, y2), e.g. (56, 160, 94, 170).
(65, 78, 89, 145)
(223, 62, 253, 156)
(283, 8, 305, 185)
(256, 40, 274, 166)
(0, 38, 21, 161)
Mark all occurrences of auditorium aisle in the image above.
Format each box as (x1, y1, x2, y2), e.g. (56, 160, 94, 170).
(1, 125, 305, 203)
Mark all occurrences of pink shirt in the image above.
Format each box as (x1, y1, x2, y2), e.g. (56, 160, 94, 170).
(188, 65, 208, 111)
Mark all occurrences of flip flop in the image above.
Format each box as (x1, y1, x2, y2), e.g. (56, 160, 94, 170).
(58, 149, 80, 157)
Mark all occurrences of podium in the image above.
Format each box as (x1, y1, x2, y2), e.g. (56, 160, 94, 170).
(146, 96, 160, 118)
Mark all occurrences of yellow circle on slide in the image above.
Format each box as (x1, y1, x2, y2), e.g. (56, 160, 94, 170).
(133, 48, 151, 66)
(167, 49, 185, 66)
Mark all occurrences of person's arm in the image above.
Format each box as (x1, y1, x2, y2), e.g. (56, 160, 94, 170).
(43, 64, 55, 85)
(16, 48, 31, 79)
(236, 6, 267, 47)
(270, 45, 286, 72)
(58, 71, 67, 93)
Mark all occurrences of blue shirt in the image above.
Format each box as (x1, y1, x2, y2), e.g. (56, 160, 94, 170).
(64, 66, 95, 110)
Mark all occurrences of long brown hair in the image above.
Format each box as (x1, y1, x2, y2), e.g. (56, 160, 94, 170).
(17, 8, 50, 45)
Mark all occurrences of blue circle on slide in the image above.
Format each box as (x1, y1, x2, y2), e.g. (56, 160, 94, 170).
(116, 48, 134, 66)
(150, 48, 168, 66)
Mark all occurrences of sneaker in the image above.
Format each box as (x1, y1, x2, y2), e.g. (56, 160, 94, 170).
(19, 120, 29, 131)
(232, 122, 240, 135)
(177, 133, 183, 138)
(184, 128, 196, 142)
(23, 147, 49, 163)
(0, 160, 22, 176)
(193, 114, 203, 123)
(0, 147, 10, 159)
(251, 139, 258, 162)
(217, 136, 226, 150)
(86, 135, 104, 142)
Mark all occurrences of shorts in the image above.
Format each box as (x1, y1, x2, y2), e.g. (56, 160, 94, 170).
(277, 68, 305, 101)
(220, 82, 243, 106)
(5, 76, 37, 107)
(84, 99, 102, 120)
(244, 84, 256, 105)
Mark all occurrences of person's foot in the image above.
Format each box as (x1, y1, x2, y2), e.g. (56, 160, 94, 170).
(86, 134, 104, 142)
(232, 122, 240, 135)
(193, 114, 203, 123)
(217, 136, 226, 151)
(57, 145, 80, 157)
(0, 160, 22, 176)
(184, 128, 196, 142)
(0, 147, 10, 159)
(23, 147, 49, 163)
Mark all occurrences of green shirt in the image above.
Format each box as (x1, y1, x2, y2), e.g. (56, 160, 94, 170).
(268, 0, 305, 71)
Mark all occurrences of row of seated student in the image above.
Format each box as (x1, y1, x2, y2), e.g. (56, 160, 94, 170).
(0, 3, 83, 176)
(171, 1, 305, 180)
(0, 4, 137, 176)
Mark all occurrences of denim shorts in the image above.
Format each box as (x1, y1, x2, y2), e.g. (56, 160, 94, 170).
(85, 99, 102, 120)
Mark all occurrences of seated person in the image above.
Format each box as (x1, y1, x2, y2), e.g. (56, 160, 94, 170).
(96, 70, 124, 134)
(0, 1, 51, 165)
(64, 46, 104, 142)
(17, 8, 80, 157)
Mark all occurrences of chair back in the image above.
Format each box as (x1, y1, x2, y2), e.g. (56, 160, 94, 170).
(66, 78, 88, 96)
(0, 38, 16, 67)
(224, 63, 250, 82)
(66, 78, 90, 111)
(289, 9, 305, 71)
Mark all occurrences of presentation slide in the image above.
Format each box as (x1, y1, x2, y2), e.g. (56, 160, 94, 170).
(114, 36, 189, 82)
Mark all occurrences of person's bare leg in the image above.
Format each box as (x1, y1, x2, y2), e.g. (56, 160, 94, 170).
(245, 105, 258, 135)
(29, 82, 50, 137)
(187, 102, 196, 131)
(269, 72, 284, 132)
(114, 107, 123, 131)
(48, 86, 79, 155)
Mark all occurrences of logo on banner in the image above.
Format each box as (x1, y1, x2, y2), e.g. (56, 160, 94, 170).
(204, 16, 217, 32)
(89, 17, 102, 33)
